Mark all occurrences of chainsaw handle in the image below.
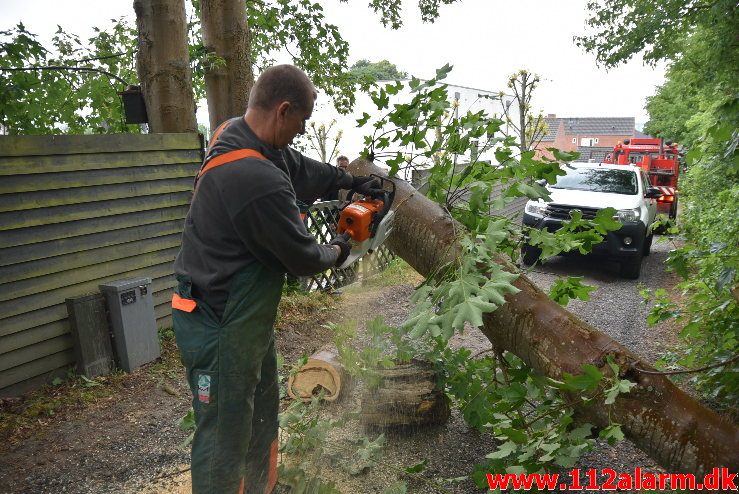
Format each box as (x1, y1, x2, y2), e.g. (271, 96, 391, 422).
(371, 174, 395, 222)
(345, 175, 395, 201)
(369, 190, 392, 239)
(379, 190, 392, 218)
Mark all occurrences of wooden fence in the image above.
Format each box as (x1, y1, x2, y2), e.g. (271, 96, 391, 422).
(0, 133, 203, 397)
(0, 134, 396, 397)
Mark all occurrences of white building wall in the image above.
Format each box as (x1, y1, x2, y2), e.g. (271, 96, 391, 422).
(301, 81, 518, 176)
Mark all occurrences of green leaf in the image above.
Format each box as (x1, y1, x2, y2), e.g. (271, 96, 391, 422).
(178, 408, 196, 432)
(434, 63, 453, 81)
(568, 423, 593, 442)
(356, 112, 371, 126)
(404, 459, 428, 474)
(382, 482, 408, 494)
(505, 465, 528, 474)
(549, 277, 596, 306)
(486, 440, 517, 459)
(592, 208, 621, 232)
(599, 424, 625, 445)
(561, 364, 603, 391)
(604, 386, 620, 405)
(451, 296, 494, 330)
(550, 148, 581, 162)
(517, 182, 547, 200)
(666, 249, 690, 279)
(370, 88, 390, 109)
(716, 268, 735, 291)
(679, 321, 701, 338)
(500, 427, 528, 444)
(498, 382, 528, 405)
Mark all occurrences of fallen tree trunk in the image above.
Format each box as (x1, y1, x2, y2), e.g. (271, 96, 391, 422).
(288, 347, 348, 402)
(349, 159, 739, 476)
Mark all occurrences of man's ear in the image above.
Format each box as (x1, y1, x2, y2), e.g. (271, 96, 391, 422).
(277, 101, 290, 120)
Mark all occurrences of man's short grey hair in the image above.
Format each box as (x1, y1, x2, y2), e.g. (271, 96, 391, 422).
(248, 64, 316, 113)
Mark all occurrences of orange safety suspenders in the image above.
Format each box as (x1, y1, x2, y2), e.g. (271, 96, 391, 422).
(194, 120, 268, 188)
(196, 148, 268, 179)
(173, 121, 267, 313)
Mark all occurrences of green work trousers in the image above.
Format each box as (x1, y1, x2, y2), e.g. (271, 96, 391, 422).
(173, 264, 284, 494)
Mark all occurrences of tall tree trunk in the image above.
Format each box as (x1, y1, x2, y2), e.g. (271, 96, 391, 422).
(134, 0, 197, 133)
(200, 0, 254, 131)
(349, 158, 739, 476)
(518, 71, 528, 153)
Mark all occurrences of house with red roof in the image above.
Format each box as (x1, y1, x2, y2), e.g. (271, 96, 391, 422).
(536, 115, 635, 162)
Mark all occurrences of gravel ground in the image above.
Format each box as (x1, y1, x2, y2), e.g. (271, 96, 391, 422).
(524, 237, 679, 364)
(0, 238, 682, 493)
(523, 237, 680, 492)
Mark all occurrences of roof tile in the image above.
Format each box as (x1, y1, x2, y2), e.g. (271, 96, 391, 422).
(539, 117, 635, 141)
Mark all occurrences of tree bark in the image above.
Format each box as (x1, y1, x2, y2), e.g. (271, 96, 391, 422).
(349, 158, 739, 476)
(134, 0, 197, 133)
(200, 0, 254, 131)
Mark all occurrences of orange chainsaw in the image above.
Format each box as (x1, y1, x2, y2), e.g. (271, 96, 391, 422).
(335, 175, 396, 269)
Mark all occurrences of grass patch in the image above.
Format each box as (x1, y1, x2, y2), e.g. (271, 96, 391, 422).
(0, 369, 126, 444)
(276, 289, 338, 331)
(359, 258, 422, 288)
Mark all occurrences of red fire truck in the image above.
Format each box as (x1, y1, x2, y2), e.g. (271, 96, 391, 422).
(604, 137, 680, 218)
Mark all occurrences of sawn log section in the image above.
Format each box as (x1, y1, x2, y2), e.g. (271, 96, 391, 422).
(349, 159, 739, 477)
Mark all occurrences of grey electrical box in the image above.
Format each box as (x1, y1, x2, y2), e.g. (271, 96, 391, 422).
(99, 277, 160, 372)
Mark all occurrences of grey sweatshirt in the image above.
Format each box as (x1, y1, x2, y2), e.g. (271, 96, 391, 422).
(174, 116, 354, 316)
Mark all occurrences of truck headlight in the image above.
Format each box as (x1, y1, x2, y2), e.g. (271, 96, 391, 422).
(615, 208, 640, 223)
(525, 201, 547, 217)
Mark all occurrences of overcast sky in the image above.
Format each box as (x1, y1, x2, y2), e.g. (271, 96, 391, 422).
(2, 0, 665, 126)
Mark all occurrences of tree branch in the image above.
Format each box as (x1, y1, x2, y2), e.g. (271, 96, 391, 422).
(0, 65, 130, 86)
(632, 353, 739, 376)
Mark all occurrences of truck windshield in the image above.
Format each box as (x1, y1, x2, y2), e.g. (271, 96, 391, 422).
(551, 168, 638, 195)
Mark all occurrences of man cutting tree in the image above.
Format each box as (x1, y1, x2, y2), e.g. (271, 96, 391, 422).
(171, 64, 379, 493)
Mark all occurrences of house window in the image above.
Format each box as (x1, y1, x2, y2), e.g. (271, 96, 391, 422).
(572, 138, 576, 144)
(594, 138, 599, 144)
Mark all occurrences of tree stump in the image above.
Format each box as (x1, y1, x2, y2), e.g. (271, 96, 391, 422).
(287, 346, 348, 402)
(360, 359, 450, 429)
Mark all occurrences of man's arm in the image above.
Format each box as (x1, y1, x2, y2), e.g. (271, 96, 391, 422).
(283, 147, 353, 203)
(230, 187, 341, 276)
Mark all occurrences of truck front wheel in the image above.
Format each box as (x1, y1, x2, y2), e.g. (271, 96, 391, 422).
(669, 196, 678, 219)
(620, 252, 643, 279)
(643, 234, 653, 256)
(521, 244, 542, 266)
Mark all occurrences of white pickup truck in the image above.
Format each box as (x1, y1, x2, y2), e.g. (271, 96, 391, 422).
(522, 162, 662, 279)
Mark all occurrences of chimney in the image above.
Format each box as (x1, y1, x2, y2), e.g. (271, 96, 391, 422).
(547, 113, 556, 118)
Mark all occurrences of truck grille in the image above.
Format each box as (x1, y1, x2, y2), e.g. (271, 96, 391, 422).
(546, 204, 600, 220)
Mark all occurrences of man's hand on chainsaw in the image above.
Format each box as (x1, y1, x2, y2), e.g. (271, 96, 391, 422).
(330, 233, 351, 266)
(351, 176, 383, 197)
